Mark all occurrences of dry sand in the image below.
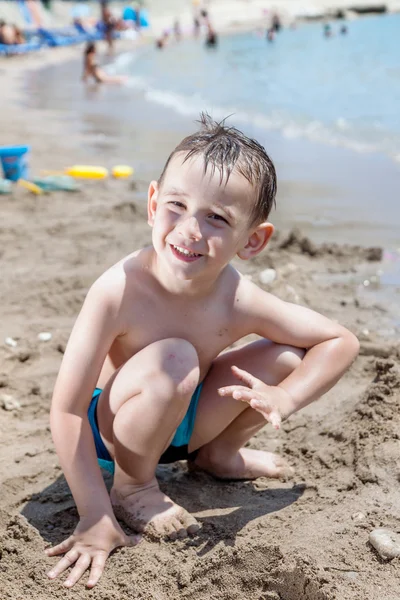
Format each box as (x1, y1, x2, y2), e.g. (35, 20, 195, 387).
(0, 50, 400, 600)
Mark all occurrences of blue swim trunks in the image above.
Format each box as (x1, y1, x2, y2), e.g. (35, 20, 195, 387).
(88, 384, 203, 475)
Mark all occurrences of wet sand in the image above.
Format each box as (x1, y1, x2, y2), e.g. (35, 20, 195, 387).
(1, 48, 400, 599)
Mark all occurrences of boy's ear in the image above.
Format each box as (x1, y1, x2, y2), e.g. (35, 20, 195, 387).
(237, 222, 274, 260)
(147, 180, 159, 226)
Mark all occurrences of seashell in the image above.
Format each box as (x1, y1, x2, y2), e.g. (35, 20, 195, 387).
(5, 337, 17, 348)
(1, 394, 21, 411)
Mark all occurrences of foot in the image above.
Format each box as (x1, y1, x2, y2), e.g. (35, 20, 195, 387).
(110, 477, 200, 540)
(191, 446, 293, 481)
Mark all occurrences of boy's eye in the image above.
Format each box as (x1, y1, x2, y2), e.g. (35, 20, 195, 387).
(169, 201, 185, 208)
(210, 213, 228, 223)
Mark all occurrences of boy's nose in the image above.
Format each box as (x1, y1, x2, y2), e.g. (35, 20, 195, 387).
(178, 216, 202, 241)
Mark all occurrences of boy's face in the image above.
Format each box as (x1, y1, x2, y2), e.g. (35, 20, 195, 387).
(148, 153, 273, 281)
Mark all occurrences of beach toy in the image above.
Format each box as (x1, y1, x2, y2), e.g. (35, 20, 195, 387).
(0, 178, 12, 194)
(65, 165, 109, 179)
(18, 179, 43, 195)
(0, 145, 30, 181)
(112, 165, 134, 179)
(33, 175, 80, 192)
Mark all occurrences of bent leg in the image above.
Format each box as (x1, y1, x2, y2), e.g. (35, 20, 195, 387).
(189, 339, 305, 480)
(97, 338, 200, 537)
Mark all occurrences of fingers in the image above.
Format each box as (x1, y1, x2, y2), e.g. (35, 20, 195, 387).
(47, 549, 109, 589)
(45, 526, 138, 589)
(220, 386, 263, 404)
(47, 549, 80, 580)
(218, 384, 250, 398)
(87, 552, 108, 588)
(230, 365, 259, 388)
(218, 384, 282, 429)
(45, 536, 73, 557)
(63, 554, 91, 588)
(249, 398, 282, 429)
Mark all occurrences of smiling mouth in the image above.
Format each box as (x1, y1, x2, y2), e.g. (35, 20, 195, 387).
(170, 244, 203, 262)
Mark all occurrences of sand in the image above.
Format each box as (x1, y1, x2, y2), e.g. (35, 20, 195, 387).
(1, 49, 400, 600)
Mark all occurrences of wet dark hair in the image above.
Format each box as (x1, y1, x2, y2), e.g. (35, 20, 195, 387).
(158, 113, 277, 225)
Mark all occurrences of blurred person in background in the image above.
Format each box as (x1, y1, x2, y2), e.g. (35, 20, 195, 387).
(173, 19, 182, 42)
(271, 13, 282, 32)
(100, 1, 117, 53)
(82, 42, 127, 84)
(266, 28, 275, 42)
(156, 30, 170, 50)
(193, 14, 201, 37)
(12, 24, 25, 44)
(0, 20, 24, 45)
(205, 22, 217, 47)
(0, 20, 15, 44)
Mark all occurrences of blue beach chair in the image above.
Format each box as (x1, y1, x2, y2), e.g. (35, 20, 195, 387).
(37, 27, 87, 47)
(74, 21, 102, 41)
(0, 41, 42, 56)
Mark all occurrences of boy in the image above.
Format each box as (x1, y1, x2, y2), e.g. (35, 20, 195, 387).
(46, 115, 359, 588)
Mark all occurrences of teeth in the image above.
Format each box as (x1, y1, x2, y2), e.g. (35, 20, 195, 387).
(173, 245, 200, 257)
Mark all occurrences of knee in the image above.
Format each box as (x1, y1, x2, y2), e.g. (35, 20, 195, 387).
(149, 338, 200, 400)
(270, 344, 305, 384)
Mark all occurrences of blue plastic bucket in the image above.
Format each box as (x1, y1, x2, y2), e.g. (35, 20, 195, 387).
(0, 145, 30, 181)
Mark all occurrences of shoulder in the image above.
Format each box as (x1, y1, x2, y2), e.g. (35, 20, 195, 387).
(88, 250, 146, 310)
(233, 269, 283, 317)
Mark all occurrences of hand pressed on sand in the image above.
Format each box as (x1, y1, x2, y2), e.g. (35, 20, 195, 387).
(45, 513, 140, 589)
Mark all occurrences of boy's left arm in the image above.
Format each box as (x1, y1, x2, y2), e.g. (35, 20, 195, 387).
(221, 284, 359, 424)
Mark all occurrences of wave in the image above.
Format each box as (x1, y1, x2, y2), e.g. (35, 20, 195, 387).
(120, 74, 400, 164)
(105, 50, 140, 75)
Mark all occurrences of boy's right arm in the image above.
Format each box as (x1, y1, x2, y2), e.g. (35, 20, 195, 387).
(47, 273, 139, 588)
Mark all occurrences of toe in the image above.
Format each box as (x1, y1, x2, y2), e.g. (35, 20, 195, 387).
(275, 457, 294, 479)
(187, 522, 201, 535)
(170, 517, 185, 540)
(178, 512, 200, 536)
(161, 518, 180, 540)
(169, 517, 187, 539)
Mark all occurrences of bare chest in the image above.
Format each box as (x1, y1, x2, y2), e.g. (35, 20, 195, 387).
(109, 297, 237, 378)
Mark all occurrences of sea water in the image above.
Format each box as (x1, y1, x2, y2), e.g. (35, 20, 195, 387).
(119, 13, 400, 166)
